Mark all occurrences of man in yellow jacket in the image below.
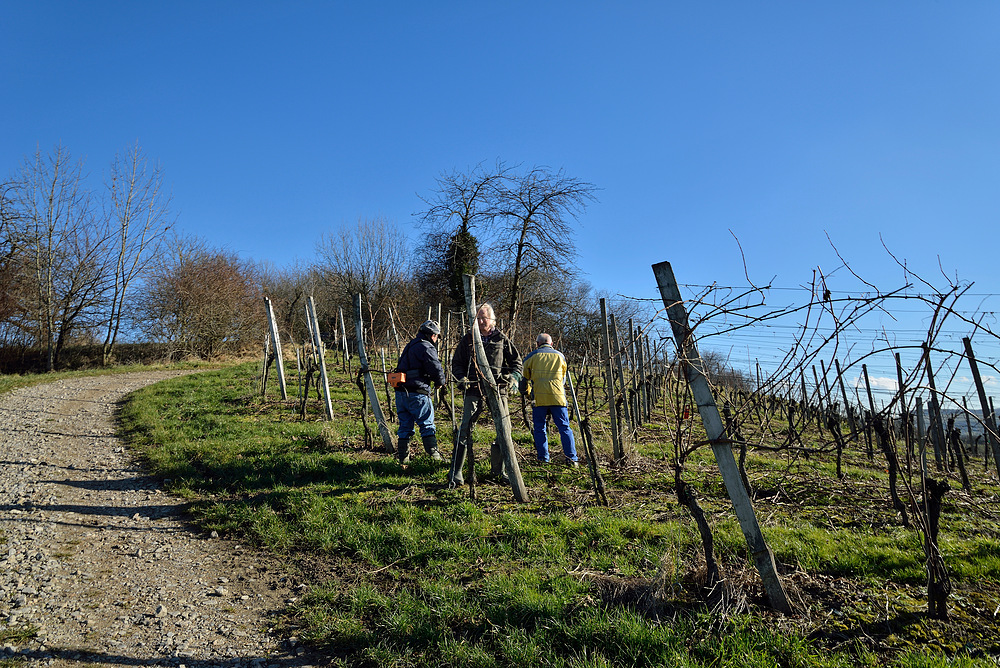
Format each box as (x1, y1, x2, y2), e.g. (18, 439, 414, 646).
(520, 333, 578, 466)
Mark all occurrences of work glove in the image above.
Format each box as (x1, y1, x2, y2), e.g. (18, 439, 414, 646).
(517, 376, 529, 395)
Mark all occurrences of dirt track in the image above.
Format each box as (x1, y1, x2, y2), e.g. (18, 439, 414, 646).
(0, 372, 314, 667)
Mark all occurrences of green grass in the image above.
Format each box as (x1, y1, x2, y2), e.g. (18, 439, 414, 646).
(0, 625, 39, 644)
(117, 362, 1000, 667)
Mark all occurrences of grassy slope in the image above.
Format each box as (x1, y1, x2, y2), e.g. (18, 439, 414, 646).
(117, 362, 1000, 667)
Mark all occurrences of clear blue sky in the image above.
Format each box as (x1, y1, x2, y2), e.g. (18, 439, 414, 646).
(4, 2, 999, 400)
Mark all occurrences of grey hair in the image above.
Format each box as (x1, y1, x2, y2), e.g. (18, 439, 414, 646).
(537, 333, 552, 346)
(477, 303, 496, 321)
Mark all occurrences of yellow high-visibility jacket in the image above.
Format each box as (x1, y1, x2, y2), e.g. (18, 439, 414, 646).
(522, 344, 568, 407)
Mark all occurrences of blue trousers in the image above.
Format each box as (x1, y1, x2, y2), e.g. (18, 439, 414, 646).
(532, 404, 577, 462)
(395, 390, 436, 440)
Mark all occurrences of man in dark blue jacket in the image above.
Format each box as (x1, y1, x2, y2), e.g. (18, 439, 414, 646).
(394, 320, 448, 466)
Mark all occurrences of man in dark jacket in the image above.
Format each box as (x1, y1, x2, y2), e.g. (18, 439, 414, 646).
(394, 320, 447, 466)
(447, 303, 522, 487)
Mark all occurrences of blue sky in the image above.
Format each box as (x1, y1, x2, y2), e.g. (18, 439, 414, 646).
(3, 1, 999, 400)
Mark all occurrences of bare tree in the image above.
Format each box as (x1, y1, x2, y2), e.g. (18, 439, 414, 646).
(492, 166, 598, 331)
(15, 144, 109, 370)
(0, 179, 25, 343)
(416, 161, 510, 308)
(101, 141, 172, 364)
(314, 216, 412, 333)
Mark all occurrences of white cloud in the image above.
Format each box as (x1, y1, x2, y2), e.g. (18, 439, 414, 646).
(852, 375, 897, 392)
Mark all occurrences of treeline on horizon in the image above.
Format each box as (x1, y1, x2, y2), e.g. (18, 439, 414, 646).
(0, 147, 667, 375)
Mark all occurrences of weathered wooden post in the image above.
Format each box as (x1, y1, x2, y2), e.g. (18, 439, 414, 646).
(263, 297, 288, 400)
(609, 314, 634, 437)
(338, 307, 349, 374)
(963, 337, 1000, 480)
(599, 298, 624, 460)
(653, 261, 792, 614)
(354, 294, 394, 453)
(463, 274, 529, 502)
(307, 296, 334, 421)
(388, 306, 402, 359)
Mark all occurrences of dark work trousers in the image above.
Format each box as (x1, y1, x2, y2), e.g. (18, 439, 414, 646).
(447, 392, 509, 485)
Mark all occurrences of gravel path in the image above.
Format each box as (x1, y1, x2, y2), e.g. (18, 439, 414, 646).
(0, 372, 314, 667)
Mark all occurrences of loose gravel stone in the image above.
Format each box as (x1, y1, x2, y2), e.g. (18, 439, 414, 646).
(0, 372, 312, 667)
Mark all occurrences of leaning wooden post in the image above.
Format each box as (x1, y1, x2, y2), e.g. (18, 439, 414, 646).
(338, 307, 349, 374)
(599, 298, 624, 460)
(307, 296, 335, 421)
(653, 261, 792, 614)
(263, 297, 288, 400)
(354, 294, 394, 453)
(463, 274, 529, 502)
(963, 337, 1000, 480)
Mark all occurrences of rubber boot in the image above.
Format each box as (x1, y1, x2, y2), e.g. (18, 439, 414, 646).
(397, 437, 411, 466)
(422, 434, 443, 461)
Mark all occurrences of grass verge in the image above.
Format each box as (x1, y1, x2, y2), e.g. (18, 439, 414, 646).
(119, 362, 1000, 667)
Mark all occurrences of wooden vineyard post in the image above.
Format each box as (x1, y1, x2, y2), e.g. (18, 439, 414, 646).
(652, 261, 792, 614)
(963, 337, 1000, 480)
(463, 274, 529, 503)
(354, 294, 394, 453)
(263, 297, 288, 400)
(307, 296, 334, 420)
(599, 298, 624, 460)
(338, 307, 349, 374)
(388, 306, 402, 359)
